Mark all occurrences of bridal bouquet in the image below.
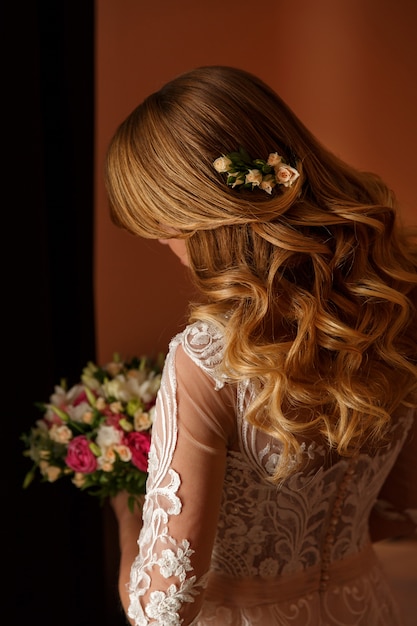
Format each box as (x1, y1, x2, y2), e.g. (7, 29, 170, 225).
(21, 354, 164, 509)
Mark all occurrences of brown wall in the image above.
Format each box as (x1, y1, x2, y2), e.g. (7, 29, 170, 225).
(95, 0, 417, 364)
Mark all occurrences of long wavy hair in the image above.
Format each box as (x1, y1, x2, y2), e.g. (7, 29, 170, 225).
(105, 65, 417, 481)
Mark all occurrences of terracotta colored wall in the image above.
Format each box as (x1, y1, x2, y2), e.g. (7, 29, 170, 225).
(95, 0, 417, 364)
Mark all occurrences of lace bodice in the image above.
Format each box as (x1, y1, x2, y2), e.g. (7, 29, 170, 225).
(127, 321, 417, 626)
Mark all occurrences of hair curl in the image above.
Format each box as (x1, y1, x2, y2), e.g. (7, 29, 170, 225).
(105, 65, 417, 481)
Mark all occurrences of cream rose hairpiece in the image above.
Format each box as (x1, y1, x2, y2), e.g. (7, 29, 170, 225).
(213, 147, 300, 194)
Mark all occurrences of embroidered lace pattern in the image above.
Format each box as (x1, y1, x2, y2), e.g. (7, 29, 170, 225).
(127, 320, 416, 626)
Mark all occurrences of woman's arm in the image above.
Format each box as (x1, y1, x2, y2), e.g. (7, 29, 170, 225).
(110, 492, 144, 622)
(109, 326, 235, 626)
(369, 505, 416, 542)
(370, 407, 417, 543)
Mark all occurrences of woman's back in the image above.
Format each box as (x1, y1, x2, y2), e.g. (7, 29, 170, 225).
(127, 320, 415, 626)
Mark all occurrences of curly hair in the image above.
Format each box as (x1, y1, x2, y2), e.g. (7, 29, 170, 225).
(105, 65, 417, 481)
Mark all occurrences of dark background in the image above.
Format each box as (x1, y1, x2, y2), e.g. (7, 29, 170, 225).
(10, 2, 125, 624)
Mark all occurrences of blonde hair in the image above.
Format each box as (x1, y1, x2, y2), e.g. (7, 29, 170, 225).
(105, 66, 417, 481)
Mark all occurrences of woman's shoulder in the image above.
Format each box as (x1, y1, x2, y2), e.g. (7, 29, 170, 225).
(170, 320, 226, 389)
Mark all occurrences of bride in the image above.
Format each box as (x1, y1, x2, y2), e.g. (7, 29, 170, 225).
(105, 65, 417, 625)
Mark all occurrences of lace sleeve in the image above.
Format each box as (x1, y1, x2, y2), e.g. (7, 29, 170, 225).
(127, 327, 236, 626)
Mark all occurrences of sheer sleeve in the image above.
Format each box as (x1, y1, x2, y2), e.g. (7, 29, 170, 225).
(127, 325, 236, 626)
(370, 406, 417, 540)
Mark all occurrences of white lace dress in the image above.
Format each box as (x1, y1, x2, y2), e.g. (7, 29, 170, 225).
(127, 321, 417, 626)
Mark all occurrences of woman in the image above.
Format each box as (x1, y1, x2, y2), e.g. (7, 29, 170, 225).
(105, 66, 417, 625)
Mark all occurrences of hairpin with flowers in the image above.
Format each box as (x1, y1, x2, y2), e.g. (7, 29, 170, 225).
(213, 147, 300, 195)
